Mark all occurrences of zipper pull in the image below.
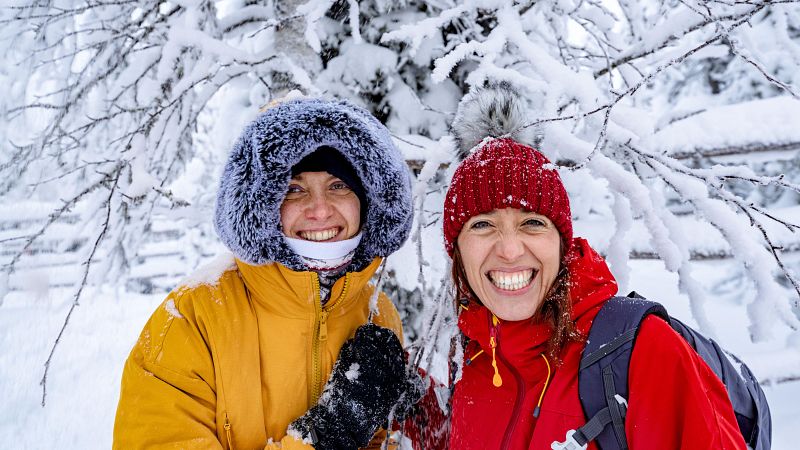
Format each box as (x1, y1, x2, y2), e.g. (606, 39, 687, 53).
(224, 413, 234, 449)
(319, 310, 329, 341)
(490, 314, 502, 387)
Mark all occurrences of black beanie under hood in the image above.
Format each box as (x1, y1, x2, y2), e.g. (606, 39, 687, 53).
(291, 146, 368, 218)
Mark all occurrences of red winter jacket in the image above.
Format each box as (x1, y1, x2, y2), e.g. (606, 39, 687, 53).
(408, 238, 746, 450)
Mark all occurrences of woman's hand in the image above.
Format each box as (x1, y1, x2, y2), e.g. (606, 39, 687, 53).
(288, 324, 406, 449)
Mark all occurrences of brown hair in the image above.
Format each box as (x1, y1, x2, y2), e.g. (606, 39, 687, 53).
(451, 245, 580, 364)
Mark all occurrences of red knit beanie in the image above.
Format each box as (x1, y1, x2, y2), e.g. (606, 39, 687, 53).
(443, 137, 572, 256)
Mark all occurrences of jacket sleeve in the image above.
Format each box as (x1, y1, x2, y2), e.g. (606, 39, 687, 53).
(399, 370, 450, 450)
(626, 315, 747, 450)
(373, 291, 404, 341)
(113, 291, 224, 449)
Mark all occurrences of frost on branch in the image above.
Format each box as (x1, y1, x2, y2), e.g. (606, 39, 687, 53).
(382, 0, 800, 376)
(0, 0, 322, 405)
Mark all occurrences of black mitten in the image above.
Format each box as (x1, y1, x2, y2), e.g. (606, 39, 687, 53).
(288, 323, 406, 450)
(391, 368, 427, 422)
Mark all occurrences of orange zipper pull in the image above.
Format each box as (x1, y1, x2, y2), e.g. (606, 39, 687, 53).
(490, 314, 502, 387)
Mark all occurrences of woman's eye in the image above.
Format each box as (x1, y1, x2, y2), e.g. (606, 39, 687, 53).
(329, 181, 353, 194)
(469, 220, 492, 230)
(330, 181, 351, 191)
(286, 184, 305, 196)
(523, 218, 546, 227)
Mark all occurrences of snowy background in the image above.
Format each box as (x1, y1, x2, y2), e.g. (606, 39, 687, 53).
(2, 0, 800, 448)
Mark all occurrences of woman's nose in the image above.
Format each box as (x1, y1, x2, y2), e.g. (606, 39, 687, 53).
(495, 234, 525, 261)
(304, 192, 334, 220)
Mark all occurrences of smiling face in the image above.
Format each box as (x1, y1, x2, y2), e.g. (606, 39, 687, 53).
(456, 208, 562, 321)
(280, 171, 361, 242)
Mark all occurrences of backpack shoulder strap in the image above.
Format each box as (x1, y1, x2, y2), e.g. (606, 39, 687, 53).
(570, 293, 668, 450)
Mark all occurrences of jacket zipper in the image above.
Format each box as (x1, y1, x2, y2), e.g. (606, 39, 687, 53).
(310, 272, 352, 402)
(224, 412, 234, 450)
(491, 317, 528, 450)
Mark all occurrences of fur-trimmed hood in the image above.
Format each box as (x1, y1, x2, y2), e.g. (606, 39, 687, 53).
(214, 98, 413, 271)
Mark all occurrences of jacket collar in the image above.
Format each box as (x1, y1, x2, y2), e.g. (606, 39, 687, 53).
(458, 238, 618, 361)
(236, 257, 383, 318)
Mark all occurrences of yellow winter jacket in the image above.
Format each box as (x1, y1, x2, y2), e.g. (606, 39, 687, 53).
(113, 257, 403, 449)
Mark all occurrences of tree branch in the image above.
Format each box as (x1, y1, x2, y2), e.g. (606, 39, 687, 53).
(40, 164, 122, 407)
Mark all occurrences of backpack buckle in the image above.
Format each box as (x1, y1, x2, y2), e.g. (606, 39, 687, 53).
(551, 429, 588, 450)
(614, 394, 628, 414)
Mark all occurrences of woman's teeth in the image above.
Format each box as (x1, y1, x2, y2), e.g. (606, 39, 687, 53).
(299, 228, 339, 241)
(489, 269, 534, 291)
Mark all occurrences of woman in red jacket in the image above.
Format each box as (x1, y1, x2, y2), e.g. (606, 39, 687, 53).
(429, 83, 747, 450)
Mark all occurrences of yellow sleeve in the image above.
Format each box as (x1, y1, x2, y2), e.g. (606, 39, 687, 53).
(113, 291, 224, 449)
(373, 292, 404, 342)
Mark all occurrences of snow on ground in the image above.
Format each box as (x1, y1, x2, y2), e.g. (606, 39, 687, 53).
(1, 258, 798, 448)
(0, 288, 162, 449)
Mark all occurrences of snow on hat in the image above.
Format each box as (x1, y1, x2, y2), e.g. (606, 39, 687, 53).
(443, 83, 573, 256)
(215, 98, 413, 271)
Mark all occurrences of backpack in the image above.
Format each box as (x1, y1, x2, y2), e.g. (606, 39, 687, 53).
(552, 292, 772, 450)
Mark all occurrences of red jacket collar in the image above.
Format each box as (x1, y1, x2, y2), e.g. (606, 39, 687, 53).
(458, 238, 618, 357)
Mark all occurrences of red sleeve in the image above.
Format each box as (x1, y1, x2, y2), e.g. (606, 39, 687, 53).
(626, 316, 746, 450)
(399, 370, 449, 450)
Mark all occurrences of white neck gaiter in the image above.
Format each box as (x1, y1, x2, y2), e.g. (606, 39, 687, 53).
(284, 232, 362, 269)
(284, 233, 363, 304)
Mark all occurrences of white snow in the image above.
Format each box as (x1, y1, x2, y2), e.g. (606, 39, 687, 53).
(177, 252, 236, 289)
(381, 5, 467, 57)
(297, 0, 336, 53)
(1, 185, 798, 449)
(164, 299, 184, 319)
(344, 363, 360, 381)
(2, 0, 800, 447)
(650, 97, 800, 156)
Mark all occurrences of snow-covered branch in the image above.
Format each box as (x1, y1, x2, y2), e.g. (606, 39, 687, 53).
(404, 0, 800, 340)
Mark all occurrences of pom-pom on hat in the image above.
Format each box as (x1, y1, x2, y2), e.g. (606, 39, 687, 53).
(443, 84, 573, 256)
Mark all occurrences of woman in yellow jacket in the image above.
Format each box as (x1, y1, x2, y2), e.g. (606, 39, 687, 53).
(114, 98, 415, 449)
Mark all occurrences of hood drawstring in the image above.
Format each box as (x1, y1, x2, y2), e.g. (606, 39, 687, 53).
(465, 349, 484, 365)
(466, 316, 552, 417)
(533, 353, 551, 418)
(489, 314, 502, 387)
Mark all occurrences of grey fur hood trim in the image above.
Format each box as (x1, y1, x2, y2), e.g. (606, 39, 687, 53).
(214, 98, 413, 271)
(451, 82, 539, 160)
